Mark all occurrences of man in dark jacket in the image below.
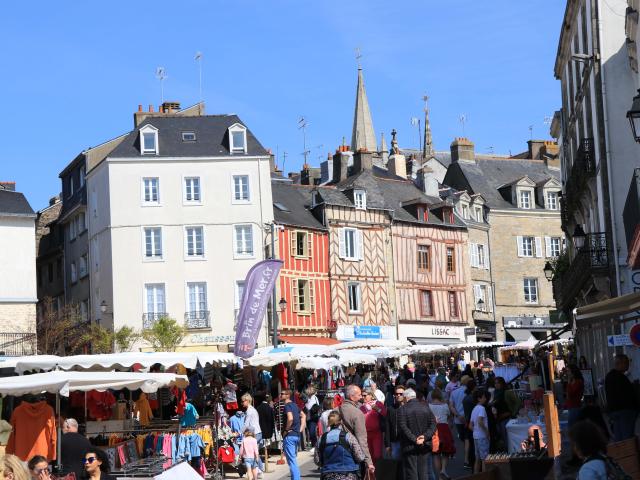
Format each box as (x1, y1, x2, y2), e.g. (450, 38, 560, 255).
(398, 388, 437, 480)
(256, 394, 275, 443)
(385, 384, 405, 459)
(605, 354, 639, 441)
(61, 418, 92, 479)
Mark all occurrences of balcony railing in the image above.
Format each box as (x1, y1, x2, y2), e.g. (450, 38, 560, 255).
(0, 332, 37, 356)
(563, 138, 596, 219)
(503, 316, 554, 329)
(142, 312, 167, 329)
(552, 232, 609, 309)
(184, 311, 211, 329)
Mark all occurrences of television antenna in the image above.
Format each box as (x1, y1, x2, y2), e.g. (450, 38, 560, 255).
(155, 67, 167, 103)
(529, 124, 534, 140)
(298, 116, 310, 164)
(459, 114, 467, 136)
(411, 117, 421, 152)
(543, 116, 553, 126)
(195, 52, 203, 102)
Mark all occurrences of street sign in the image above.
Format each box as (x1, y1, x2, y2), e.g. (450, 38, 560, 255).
(630, 324, 640, 346)
(464, 327, 477, 336)
(607, 334, 634, 347)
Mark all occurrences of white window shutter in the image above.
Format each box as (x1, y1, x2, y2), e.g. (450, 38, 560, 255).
(291, 279, 299, 313)
(535, 237, 543, 258)
(545, 236, 552, 258)
(487, 285, 493, 311)
(357, 230, 364, 261)
(516, 236, 524, 257)
(339, 229, 346, 259)
(468, 243, 474, 267)
(309, 281, 315, 312)
(474, 244, 480, 268)
(290, 232, 297, 256)
(473, 285, 481, 303)
(307, 233, 313, 258)
(483, 245, 490, 269)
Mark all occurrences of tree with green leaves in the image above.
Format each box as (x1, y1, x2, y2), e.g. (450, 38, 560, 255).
(114, 326, 141, 352)
(142, 316, 186, 351)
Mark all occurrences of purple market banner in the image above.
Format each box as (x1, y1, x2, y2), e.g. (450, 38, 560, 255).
(234, 259, 283, 358)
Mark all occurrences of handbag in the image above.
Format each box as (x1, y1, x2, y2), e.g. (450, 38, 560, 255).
(431, 428, 440, 453)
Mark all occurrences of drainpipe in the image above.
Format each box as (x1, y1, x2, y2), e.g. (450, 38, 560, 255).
(388, 211, 399, 340)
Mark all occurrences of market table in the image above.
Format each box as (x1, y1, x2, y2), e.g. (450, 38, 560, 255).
(505, 418, 546, 453)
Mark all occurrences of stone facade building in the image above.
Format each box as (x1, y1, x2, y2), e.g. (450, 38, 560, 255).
(35, 196, 64, 320)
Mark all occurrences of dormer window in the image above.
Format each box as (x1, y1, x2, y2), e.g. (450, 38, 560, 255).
(140, 125, 159, 155)
(461, 204, 469, 219)
(229, 123, 247, 153)
(443, 207, 454, 224)
(416, 206, 428, 222)
(181, 131, 196, 142)
(546, 191, 559, 210)
(474, 206, 483, 222)
(519, 189, 532, 209)
(354, 190, 366, 210)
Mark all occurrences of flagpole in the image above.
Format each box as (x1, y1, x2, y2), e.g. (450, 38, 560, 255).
(271, 222, 278, 348)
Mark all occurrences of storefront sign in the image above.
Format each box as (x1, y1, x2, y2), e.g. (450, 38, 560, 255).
(354, 326, 381, 339)
(429, 326, 462, 338)
(189, 334, 235, 344)
(607, 334, 633, 347)
(464, 327, 477, 336)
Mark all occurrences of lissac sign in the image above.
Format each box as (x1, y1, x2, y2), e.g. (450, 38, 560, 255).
(429, 326, 463, 338)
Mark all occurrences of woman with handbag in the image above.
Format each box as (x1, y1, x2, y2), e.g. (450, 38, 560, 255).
(428, 389, 456, 480)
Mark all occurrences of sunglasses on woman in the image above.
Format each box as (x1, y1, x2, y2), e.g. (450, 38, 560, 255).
(82, 457, 97, 465)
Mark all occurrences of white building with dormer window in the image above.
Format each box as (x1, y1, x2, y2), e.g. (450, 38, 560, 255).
(85, 103, 273, 351)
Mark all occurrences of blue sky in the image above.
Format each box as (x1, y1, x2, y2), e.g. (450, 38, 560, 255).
(0, 1, 565, 210)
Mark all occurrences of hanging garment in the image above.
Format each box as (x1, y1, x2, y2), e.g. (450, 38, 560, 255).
(86, 390, 116, 420)
(6, 400, 57, 461)
(172, 388, 187, 415)
(180, 403, 199, 428)
(134, 393, 154, 426)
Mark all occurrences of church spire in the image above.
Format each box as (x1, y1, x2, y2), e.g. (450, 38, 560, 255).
(351, 61, 377, 153)
(422, 95, 433, 159)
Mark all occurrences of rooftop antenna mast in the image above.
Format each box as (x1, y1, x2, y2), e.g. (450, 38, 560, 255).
(155, 67, 167, 103)
(282, 151, 288, 176)
(355, 47, 362, 69)
(411, 117, 421, 152)
(298, 116, 310, 164)
(529, 124, 534, 140)
(459, 114, 467, 137)
(195, 52, 203, 102)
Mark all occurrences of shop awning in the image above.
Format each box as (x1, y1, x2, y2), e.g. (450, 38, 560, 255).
(408, 345, 449, 355)
(505, 329, 535, 342)
(0, 371, 188, 397)
(575, 291, 640, 323)
(448, 341, 508, 351)
(246, 345, 332, 367)
(280, 336, 340, 346)
(408, 337, 464, 346)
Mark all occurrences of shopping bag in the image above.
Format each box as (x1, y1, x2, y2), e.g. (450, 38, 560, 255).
(431, 428, 440, 453)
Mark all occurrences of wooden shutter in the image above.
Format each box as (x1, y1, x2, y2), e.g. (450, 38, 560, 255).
(473, 285, 481, 304)
(535, 237, 543, 258)
(469, 243, 475, 268)
(291, 279, 299, 313)
(309, 281, 315, 313)
(545, 236, 552, 257)
(516, 236, 524, 257)
(338, 229, 346, 259)
(290, 231, 297, 256)
(487, 285, 493, 312)
(306, 232, 312, 259)
(483, 244, 490, 269)
(357, 230, 364, 261)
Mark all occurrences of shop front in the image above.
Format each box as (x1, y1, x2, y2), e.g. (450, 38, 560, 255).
(336, 325, 396, 341)
(398, 324, 467, 345)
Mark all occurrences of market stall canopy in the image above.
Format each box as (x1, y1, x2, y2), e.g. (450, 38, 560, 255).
(499, 337, 538, 352)
(0, 355, 60, 371)
(337, 351, 378, 365)
(14, 352, 237, 374)
(246, 345, 332, 367)
(407, 344, 449, 355)
(448, 342, 508, 351)
(333, 339, 411, 350)
(575, 291, 640, 323)
(0, 371, 188, 397)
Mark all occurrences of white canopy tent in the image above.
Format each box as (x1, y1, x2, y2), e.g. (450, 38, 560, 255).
(407, 344, 449, 355)
(0, 371, 189, 397)
(13, 352, 237, 374)
(337, 351, 378, 366)
(333, 339, 411, 351)
(447, 341, 508, 351)
(498, 337, 538, 352)
(246, 345, 333, 368)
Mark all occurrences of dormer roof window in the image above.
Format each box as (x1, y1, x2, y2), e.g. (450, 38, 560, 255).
(519, 189, 532, 209)
(354, 189, 366, 210)
(181, 131, 196, 142)
(140, 125, 159, 155)
(229, 123, 247, 153)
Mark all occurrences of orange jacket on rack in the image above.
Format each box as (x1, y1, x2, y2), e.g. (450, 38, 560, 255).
(6, 401, 57, 461)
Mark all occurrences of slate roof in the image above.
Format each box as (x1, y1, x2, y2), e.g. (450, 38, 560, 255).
(109, 115, 269, 158)
(318, 166, 465, 228)
(0, 190, 35, 217)
(271, 181, 325, 230)
(447, 158, 560, 210)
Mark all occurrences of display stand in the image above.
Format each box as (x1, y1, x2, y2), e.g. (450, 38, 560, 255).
(542, 392, 561, 458)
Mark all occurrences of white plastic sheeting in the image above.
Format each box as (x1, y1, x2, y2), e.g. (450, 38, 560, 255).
(0, 371, 188, 397)
(13, 352, 237, 374)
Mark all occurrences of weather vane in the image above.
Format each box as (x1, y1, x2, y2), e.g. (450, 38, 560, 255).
(355, 47, 362, 69)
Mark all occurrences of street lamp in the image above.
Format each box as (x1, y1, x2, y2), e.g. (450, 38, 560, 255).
(100, 301, 108, 314)
(543, 261, 554, 282)
(476, 298, 485, 311)
(272, 297, 287, 348)
(573, 224, 587, 250)
(627, 89, 640, 142)
(278, 298, 287, 313)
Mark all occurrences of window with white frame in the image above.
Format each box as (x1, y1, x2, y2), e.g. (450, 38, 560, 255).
(233, 175, 250, 202)
(474, 206, 483, 222)
(181, 131, 196, 142)
(448, 291, 459, 317)
(523, 278, 539, 304)
(519, 189, 532, 209)
(235, 281, 245, 310)
(477, 244, 486, 268)
(187, 282, 208, 321)
(144, 227, 163, 259)
(546, 191, 559, 210)
(347, 282, 361, 313)
(292, 279, 314, 313)
(145, 283, 166, 316)
(229, 124, 247, 153)
(79, 254, 88, 278)
(140, 126, 158, 154)
(517, 236, 539, 257)
(69, 220, 76, 241)
(234, 225, 254, 257)
(545, 236, 562, 257)
(185, 226, 205, 258)
(473, 284, 490, 311)
(354, 190, 367, 210)
(184, 177, 201, 203)
(77, 212, 85, 233)
(142, 177, 160, 204)
(70, 262, 77, 283)
(291, 231, 310, 258)
(339, 227, 362, 261)
(80, 299, 89, 322)
(461, 204, 469, 219)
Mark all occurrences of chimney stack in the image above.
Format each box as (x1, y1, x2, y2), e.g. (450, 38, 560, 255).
(0, 181, 16, 191)
(527, 139, 546, 160)
(353, 151, 373, 173)
(388, 152, 407, 179)
(450, 137, 475, 163)
(420, 168, 440, 198)
(332, 150, 351, 183)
